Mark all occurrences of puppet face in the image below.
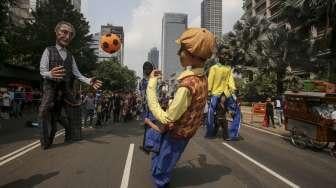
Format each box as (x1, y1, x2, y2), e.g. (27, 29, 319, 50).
(179, 49, 203, 68)
(143, 62, 154, 77)
(56, 24, 74, 47)
(218, 47, 232, 64)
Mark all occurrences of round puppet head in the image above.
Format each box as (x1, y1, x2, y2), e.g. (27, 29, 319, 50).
(143, 61, 154, 77)
(176, 28, 215, 61)
(100, 33, 121, 54)
(217, 44, 232, 64)
(55, 21, 76, 47)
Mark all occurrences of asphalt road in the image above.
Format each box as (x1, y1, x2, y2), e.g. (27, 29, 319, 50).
(0, 120, 335, 188)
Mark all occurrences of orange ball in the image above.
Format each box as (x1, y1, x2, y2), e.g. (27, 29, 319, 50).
(100, 33, 121, 54)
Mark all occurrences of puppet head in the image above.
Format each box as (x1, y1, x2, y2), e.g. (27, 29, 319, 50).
(217, 44, 232, 64)
(100, 33, 121, 54)
(55, 21, 76, 47)
(176, 28, 215, 68)
(143, 61, 154, 77)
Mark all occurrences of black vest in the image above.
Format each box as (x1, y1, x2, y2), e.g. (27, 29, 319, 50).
(47, 46, 74, 83)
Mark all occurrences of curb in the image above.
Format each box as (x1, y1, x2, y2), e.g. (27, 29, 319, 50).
(241, 121, 290, 137)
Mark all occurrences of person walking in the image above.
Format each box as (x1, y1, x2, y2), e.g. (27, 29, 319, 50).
(113, 93, 121, 122)
(265, 97, 275, 128)
(274, 97, 283, 126)
(83, 92, 95, 127)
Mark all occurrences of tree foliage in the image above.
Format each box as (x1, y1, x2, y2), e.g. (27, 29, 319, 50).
(0, 0, 15, 64)
(94, 59, 137, 91)
(8, 0, 96, 75)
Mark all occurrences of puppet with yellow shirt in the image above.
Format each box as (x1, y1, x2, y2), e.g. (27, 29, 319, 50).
(146, 28, 215, 188)
(206, 45, 241, 140)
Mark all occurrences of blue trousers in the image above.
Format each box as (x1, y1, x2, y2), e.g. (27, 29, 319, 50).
(151, 134, 189, 188)
(225, 96, 241, 139)
(206, 95, 220, 137)
(144, 127, 162, 153)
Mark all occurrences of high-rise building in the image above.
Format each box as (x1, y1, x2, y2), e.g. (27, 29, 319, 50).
(201, 0, 222, 37)
(99, 24, 125, 65)
(161, 13, 188, 81)
(70, 0, 81, 12)
(37, 0, 81, 12)
(243, 0, 283, 24)
(90, 32, 100, 58)
(10, 0, 35, 26)
(147, 47, 159, 69)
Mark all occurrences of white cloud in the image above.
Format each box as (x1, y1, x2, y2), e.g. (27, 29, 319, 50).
(124, 0, 243, 76)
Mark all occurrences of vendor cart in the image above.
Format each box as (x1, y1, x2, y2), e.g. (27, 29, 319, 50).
(284, 91, 336, 156)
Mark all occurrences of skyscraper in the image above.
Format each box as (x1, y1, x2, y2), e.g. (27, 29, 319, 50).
(10, 0, 34, 26)
(99, 24, 125, 65)
(161, 13, 188, 81)
(147, 47, 159, 69)
(70, 0, 81, 12)
(201, 0, 222, 37)
(37, 0, 81, 12)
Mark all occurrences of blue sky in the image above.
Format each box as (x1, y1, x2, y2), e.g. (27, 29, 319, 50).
(82, 0, 244, 75)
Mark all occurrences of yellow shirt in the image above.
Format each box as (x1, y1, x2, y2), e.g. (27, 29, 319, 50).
(208, 63, 236, 97)
(146, 68, 204, 124)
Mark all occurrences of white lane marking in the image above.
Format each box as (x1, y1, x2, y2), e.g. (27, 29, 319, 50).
(0, 130, 65, 166)
(120, 143, 135, 188)
(243, 123, 285, 138)
(0, 144, 40, 166)
(222, 142, 300, 188)
(0, 141, 40, 161)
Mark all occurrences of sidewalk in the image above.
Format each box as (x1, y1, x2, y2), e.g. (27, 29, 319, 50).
(0, 113, 38, 133)
(240, 106, 289, 137)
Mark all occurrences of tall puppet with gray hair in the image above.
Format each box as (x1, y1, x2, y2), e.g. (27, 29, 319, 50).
(39, 21, 102, 149)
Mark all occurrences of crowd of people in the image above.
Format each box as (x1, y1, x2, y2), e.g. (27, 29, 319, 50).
(81, 91, 139, 127)
(0, 88, 42, 119)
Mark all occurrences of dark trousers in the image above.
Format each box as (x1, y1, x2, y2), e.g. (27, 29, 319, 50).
(39, 80, 77, 147)
(113, 109, 120, 122)
(267, 113, 275, 127)
(214, 117, 228, 139)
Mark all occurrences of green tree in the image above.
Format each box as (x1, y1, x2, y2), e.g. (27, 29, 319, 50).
(9, 0, 96, 74)
(94, 59, 137, 91)
(0, 0, 15, 65)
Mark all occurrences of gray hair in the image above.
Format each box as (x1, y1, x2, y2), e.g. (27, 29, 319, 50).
(54, 21, 76, 39)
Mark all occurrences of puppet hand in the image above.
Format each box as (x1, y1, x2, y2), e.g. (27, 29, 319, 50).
(144, 118, 150, 125)
(51, 66, 65, 79)
(90, 77, 103, 90)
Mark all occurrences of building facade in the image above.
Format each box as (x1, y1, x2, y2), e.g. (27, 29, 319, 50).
(147, 47, 159, 69)
(99, 24, 125, 65)
(10, 0, 34, 26)
(201, 0, 222, 37)
(11, 0, 82, 26)
(37, 0, 81, 12)
(243, 0, 283, 24)
(70, 0, 81, 12)
(161, 13, 188, 81)
(90, 32, 100, 58)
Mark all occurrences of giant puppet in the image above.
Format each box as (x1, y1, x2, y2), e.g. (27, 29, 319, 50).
(139, 61, 162, 153)
(39, 21, 102, 149)
(145, 28, 215, 187)
(206, 45, 241, 140)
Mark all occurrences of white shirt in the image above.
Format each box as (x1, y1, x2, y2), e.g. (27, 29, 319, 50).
(275, 100, 281, 108)
(2, 93, 10, 107)
(39, 44, 91, 85)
